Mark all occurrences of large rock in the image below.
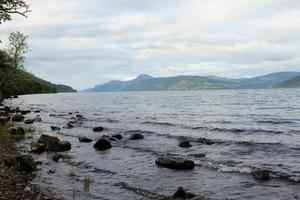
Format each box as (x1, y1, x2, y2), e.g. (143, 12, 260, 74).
(11, 114, 25, 122)
(197, 137, 214, 145)
(252, 170, 270, 180)
(112, 134, 123, 140)
(4, 155, 36, 172)
(31, 142, 46, 154)
(78, 136, 93, 143)
(155, 156, 195, 170)
(173, 187, 196, 199)
(8, 127, 25, 135)
(93, 138, 112, 150)
(93, 126, 104, 132)
(178, 138, 192, 148)
(38, 134, 71, 152)
(129, 133, 144, 140)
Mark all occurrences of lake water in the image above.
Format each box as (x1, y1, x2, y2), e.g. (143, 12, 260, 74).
(5, 89, 300, 200)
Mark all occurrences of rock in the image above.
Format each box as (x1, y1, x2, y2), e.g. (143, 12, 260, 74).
(34, 116, 42, 122)
(52, 154, 64, 162)
(38, 134, 71, 152)
(179, 140, 192, 148)
(129, 133, 144, 140)
(8, 127, 25, 135)
(4, 155, 36, 172)
(50, 126, 61, 131)
(0, 116, 10, 123)
(78, 136, 93, 143)
(24, 119, 35, 124)
(112, 134, 123, 140)
(252, 170, 270, 180)
(11, 114, 25, 122)
(155, 156, 195, 170)
(48, 169, 56, 174)
(189, 153, 206, 158)
(66, 121, 75, 128)
(93, 126, 104, 132)
(76, 114, 84, 119)
(30, 143, 46, 154)
(93, 139, 112, 150)
(173, 187, 196, 199)
(197, 137, 214, 145)
(20, 110, 31, 115)
(34, 110, 40, 113)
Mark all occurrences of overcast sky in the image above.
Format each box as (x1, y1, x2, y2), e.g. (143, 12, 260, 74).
(1, 0, 300, 89)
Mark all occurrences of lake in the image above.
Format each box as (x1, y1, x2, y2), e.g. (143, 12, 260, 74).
(5, 89, 300, 200)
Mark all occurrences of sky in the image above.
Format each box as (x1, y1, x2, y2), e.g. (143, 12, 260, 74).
(1, 0, 300, 90)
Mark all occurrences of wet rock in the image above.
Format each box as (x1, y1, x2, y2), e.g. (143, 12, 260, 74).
(4, 155, 36, 172)
(78, 136, 93, 143)
(8, 127, 25, 135)
(48, 169, 56, 174)
(24, 119, 35, 124)
(52, 154, 64, 162)
(11, 114, 25, 122)
(252, 170, 270, 180)
(112, 134, 123, 140)
(197, 137, 214, 145)
(93, 126, 104, 132)
(38, 134, 71, 152)
(173, 187, 196, 199)
(34, 116, 42, 122)
(179, 140, 192, 148)
(0, 116, 10, 123)
(76, 114, 84, 119)
(50, 126, 61, 131)
(20, 110, 31, 115)
(93, 138, 112, 150)
(189, 153, 206, 158)
(34, 110, 40, 113)
(129, 133, 144, 140)
(155, 156, 195, 170)
(66, 121, 75, 129)
(30, 142, 46, 154)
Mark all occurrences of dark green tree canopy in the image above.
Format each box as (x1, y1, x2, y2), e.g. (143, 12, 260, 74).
(0, 0, 30, 24)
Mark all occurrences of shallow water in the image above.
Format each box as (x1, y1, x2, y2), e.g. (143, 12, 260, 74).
(5, 89, 300, 200)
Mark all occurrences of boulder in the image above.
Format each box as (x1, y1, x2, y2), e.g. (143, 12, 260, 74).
(24, 119, 35, 124)
(11, 114, 25, 122)
(112, 134, 123, 140)
(93, 138, 112, 150)
(78, 136, 93, 143)
(197, 137, 214, 145)
(31, 142, 46, 154)
(129, 133, 144, 140)
(252, 170, 270, 181)
(173, 187, 196, 199)
(4, 155, 36, 172)
(38, 134, 71, 152)
(179, 139, 192, 148)
(8, 127, 25, 135)
(93, 126, 104, 132)
(155, 156, 195, 170)
(50, 126, 61, 131)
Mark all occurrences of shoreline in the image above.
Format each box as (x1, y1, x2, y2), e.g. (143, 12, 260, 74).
(0, 103, 54, 200)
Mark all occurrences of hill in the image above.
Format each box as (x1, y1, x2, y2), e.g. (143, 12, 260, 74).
(84, 72, 300, 92)
(274, 75, 300, 88)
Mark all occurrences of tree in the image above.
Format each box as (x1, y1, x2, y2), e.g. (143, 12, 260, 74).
(7, 31, 29, 69)
(0, 0, 30, 24)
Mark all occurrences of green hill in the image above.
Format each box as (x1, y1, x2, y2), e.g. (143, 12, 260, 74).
(0, 51, 76, 99)
(274, 75, 300, 88)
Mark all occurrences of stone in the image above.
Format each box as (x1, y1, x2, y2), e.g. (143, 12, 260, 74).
(129, 133, 144, 140)
(52, 154, 64, 162)
(11, 114, 25, 122)
(155, 156, 195, 170)
(93, 126, 104, 132)
(38, 134, 71, 152)
(252, 170, 270, 181)
(93, 139, 112, 150)
(179, 140, 192, 148)
(8, 127, 25, 135)
(20, 110, 31, 115)
(30, 143, 46, 154)
(197, 137, 214, 145)
(24, 119, 35, 124)
(50, 126, 61, 131)
(173, 187, 196, 199)
(4, 155, 36, 172)
(78, 136, 93, 143)
(111, 134, 123, 140)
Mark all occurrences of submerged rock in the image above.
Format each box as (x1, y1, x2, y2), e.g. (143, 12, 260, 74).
(24, 119, 35, 124)
(78, 136, 93, 143)
(252, 170, 270, 180)
(20, 110, 31, 115)
(129, 133, 144, 140)
(179, 139, 192, 148)
(197, 137, 214, 145)
(112, 134, 123, 140)
(8, 127, 25, 135)
(38, 134, 71, 152)
(31, 142, 46, 154)
(52, 154, 65, 162)
(50, 126, 61, 131)
(93, 138, 112, 150)
(4, 155, 36, 172)
(155, 156, 195, 170)
(34, 116, 42, 122)
(93, 126, 104, 132)
(173, 187, 196, 199)
(11, 114, 25, 122)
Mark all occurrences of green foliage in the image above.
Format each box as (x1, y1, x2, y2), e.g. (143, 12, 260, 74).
(0, 0, 30, 24)
(274, 75, 300, 88)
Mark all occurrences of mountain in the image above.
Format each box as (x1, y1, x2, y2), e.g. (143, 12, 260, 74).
(84, 72, 300, 92)
(274, 75, 300, 88)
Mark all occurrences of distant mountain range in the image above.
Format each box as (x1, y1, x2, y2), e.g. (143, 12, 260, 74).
(83, 72, 300, 92)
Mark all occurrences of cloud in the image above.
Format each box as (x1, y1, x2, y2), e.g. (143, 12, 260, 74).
(1, 0, 300, 89)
